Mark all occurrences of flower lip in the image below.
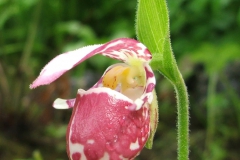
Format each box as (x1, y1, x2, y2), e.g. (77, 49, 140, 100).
(67, 86, 151, 159)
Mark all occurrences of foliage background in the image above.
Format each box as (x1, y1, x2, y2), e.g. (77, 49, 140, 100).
(0, 0, 240, 159)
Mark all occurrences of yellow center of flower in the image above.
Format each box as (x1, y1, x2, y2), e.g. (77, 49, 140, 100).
(102, 59, 146, 92)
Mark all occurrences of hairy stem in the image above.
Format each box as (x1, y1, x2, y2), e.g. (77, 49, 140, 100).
(174, 70, 189, 160)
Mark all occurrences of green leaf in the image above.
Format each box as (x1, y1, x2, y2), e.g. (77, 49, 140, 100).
(136, 1, 190, 160)
(136, 0, 178, 83)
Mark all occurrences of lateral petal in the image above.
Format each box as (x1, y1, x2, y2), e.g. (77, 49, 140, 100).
(53, 98, 76, 109)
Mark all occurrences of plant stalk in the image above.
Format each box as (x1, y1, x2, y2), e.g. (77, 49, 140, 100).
(173, 70, 189, 160)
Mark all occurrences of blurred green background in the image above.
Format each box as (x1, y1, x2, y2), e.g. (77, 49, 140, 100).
(0, 0, 240, 159)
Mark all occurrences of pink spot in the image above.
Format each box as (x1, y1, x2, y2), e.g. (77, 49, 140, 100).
(145, 66, 154, 78)
(66, 99, 76, 108)
(72, 152, 81, 160)
(146, 83, 155, 93)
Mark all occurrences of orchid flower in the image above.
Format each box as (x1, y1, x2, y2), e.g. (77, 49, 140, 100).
(30, 38, 158, 160)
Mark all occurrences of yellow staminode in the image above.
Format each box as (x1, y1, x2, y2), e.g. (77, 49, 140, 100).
(102, 59, 146, 92)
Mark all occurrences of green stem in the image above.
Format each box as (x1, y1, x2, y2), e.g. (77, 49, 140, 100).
(173, 70, 189, 160)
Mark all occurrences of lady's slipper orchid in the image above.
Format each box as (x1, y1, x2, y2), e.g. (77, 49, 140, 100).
(30, 38, 158, 160)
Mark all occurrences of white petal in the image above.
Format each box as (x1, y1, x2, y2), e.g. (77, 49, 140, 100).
(30, 44, 101, 88)
(30, 38, 152, 89)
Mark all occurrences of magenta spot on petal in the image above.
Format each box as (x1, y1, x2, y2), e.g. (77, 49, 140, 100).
(146, 83, 155, 93)
(72, 152, 81, 160)
(94, 38, 152, 62)
(66, 99, 75, 108)
(145, 66, 154, 78)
